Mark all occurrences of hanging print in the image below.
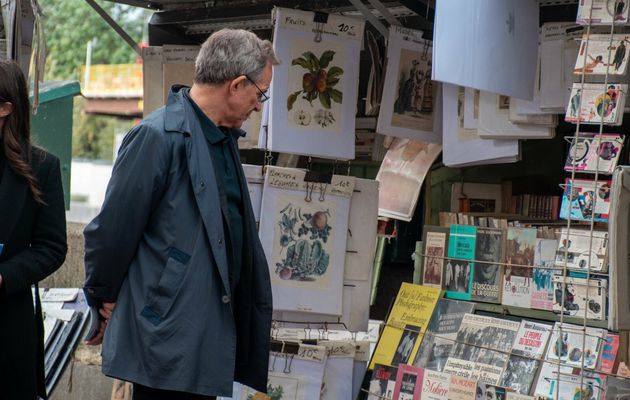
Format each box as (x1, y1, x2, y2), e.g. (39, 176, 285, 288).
(377, 26, 441, 142)
(268, 7, 365, 159)
(272, 196, 336, 288)
(259, 166, 355, 315)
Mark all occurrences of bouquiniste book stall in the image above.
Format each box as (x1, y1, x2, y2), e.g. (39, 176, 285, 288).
(131, 1, 630, 399)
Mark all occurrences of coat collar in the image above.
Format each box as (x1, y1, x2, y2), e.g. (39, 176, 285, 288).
(164, 85, 247, 140)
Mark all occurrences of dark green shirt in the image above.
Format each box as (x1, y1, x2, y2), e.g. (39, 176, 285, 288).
(185, 89, 244, 290)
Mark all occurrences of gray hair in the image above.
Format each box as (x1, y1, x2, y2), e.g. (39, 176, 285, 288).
(194, 29, 280, 85)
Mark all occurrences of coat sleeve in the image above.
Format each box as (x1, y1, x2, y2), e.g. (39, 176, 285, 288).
(0, 156, 67, 297)
(83, 124, 171, 307)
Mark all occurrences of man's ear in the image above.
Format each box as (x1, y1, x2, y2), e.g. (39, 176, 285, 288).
(0, 102, 13, 118)
(228, 75, 248, 94)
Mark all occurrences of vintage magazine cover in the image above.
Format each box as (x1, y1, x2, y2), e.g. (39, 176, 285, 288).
(500, 321, 552, 394)
(577, 0, 630, 25)
(376, 139, 442, 221)
(392, 364, 423, 400)
(552, 275, 607, 320)
(564, 134, 624, 174)
(476, 384, 508, 400)
(422, 226, 450, 288)
(560, 178, 612, 223)
(449, 314, 520, 385)
(413, 298, 476, 372)
(367, 364, 398, 400)
(421, 369, 450, 400)
(554, 228, 608, 273)
(502, 227, 537, 308)
(472, 227, 504, 304)
(599, 333, 619, 374)
(448, 375, 477, 400)
(532, 238, 559, 311)
(574, 34, 630, 75)
(445, 225, 477, 301)
(545, 322, 605, 370)
(565, 83, 627, 125)
(443, 358, 480, 380)
(369, 283, 441, 369)
(533, 362, 604, 400)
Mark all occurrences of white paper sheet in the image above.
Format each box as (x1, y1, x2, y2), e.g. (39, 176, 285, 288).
(268, 7, 365, 160)
(433, 0, 539, 100)
(442, 84, 520, 167)
(539, 22, 580, 110)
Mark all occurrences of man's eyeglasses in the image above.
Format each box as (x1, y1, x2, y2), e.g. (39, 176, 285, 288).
(245, 75, 270, 104)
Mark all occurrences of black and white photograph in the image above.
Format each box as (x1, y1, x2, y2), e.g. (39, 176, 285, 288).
(391, 325, 421, 366)
(499, 355, 538, 394)
(445, 260, 471, 293)
(473, 228, 503, 303)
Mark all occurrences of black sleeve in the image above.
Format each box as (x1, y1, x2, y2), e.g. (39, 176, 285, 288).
(0, 156, 67, 296)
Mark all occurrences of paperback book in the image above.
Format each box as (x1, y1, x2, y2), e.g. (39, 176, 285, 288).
(448, 375, 477, 400)
(545, 322, 605, 370)
(369, 283, 441, 369)
(532, 238, 559, 311)
(392, 364, 423, 400)
(449, 314, 520, 385)
(472, 227, 504, 304)
(500, 320, 552, 394)
(422, 226, 450, 288)
(559, 178, 612, 223)
(552, 275, 607, 320)
(565, 134, 624, 175)
(413, 298, 476, 372)
(533, 362, 603, 400)
(420, 369, 449, 400)
(476, 384, 507, 400)
(565, 83, 627, 125)
(445, 225, 476, 301)
(554, 228, 609, 272)
(502, 227, 537, 308)
(599, 333, 619, 374)
(368, 364, 399, 400)
(577, 0, 630, 25)
(574, 34, 630, 75)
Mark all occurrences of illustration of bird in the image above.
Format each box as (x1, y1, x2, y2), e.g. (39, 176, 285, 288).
(613, 40, 626, 71)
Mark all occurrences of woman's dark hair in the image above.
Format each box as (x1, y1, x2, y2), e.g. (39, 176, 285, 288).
(0, 60, 43, 204)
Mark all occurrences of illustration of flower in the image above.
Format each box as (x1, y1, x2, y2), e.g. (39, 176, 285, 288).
(287, 50, 343, 112)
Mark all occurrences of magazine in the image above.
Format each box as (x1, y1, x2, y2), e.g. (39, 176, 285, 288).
(413, 298, 476, 372)
(574, 34, 630, 75)
(532, 239, 559, 311)
(565, 83, 627, 125)
(545, 322, 605, 370)
(502, 227, 537, 308)
(422, 226, 450, 288)
(577, 0, 630, 25)
(599, 333, 619, 374)
(554, 228, 608, 273)
(472, 227, 504, 304)
(552, 275, 607, 320)
(565, 134, 624, 175)
(445, 225, 476, 301)
(533, 362, 604, 400)
(476, 383, 508, 400)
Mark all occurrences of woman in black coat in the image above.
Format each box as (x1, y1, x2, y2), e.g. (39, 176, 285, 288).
(0, 60, 67, 399)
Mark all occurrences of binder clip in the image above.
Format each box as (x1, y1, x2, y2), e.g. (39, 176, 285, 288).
(313, 11, 329, 43)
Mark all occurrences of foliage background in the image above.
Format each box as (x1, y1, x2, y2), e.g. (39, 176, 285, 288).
(42, 0, 149, 160)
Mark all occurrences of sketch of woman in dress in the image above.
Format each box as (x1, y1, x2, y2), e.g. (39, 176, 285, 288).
(394, 60, 419, 114)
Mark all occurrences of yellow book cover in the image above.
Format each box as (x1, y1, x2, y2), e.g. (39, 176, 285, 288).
(369, 282, 442, 369)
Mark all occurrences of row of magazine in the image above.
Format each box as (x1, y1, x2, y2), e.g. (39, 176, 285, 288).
(368, 283, 622, 400)
(36, 288, 90, 396)
(421, 224, 608, 321)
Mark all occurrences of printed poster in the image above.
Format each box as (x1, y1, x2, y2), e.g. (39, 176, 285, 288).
(377, 26, 441, 143)
(258, 166, 355, 315)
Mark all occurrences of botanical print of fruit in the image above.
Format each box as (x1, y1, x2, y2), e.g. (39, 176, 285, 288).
(287, 50, 344, 114)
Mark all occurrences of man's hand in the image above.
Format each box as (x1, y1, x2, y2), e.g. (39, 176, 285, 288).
(85, 302, 116, 346)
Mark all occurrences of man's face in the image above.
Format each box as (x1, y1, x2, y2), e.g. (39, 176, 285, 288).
(229, 63, 272, 128)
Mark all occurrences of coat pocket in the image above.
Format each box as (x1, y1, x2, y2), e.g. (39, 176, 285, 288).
(141, 247, 191, 325)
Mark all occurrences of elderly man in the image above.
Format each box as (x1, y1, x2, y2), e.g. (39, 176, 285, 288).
(83, 29, 278, 400)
